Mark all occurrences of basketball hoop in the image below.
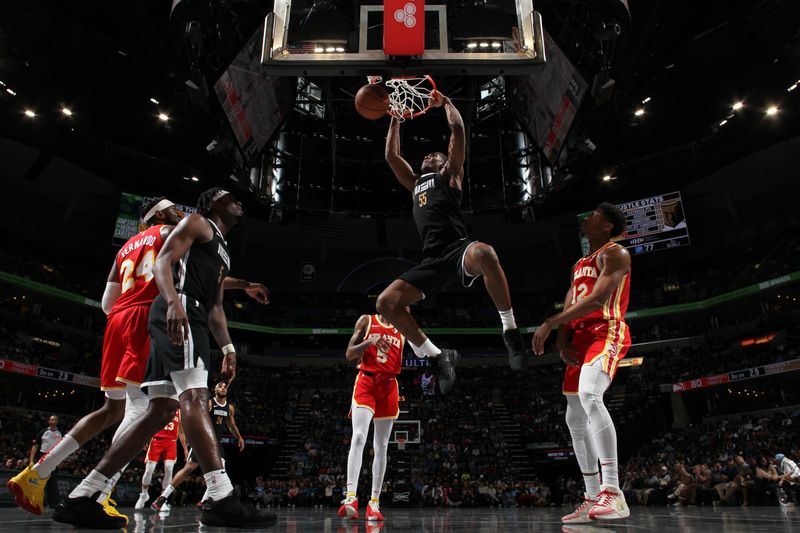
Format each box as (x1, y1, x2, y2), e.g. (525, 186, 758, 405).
(367, 75, 436, 121)
(397, 435, 407, 450)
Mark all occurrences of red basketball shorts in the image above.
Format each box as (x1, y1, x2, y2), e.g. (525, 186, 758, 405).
(146, 437, 177, 463)
(350, 372, 400, 420)
(562, 319, 631, 395)
(100, 304, 151, 390)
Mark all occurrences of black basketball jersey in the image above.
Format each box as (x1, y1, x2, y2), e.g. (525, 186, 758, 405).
(412, 172, 468, 257)
(173, 218, 231, 311)
(210, 398, 231, 438)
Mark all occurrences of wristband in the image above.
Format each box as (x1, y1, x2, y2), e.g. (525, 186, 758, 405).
(221, 343, 235, 355)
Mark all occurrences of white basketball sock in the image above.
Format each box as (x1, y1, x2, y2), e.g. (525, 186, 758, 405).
(163, 460, 175, 489)
(69, 469, 110, 499)
(410, 338, 441, 358)
(347, 407, 373, 494)
(203, 469, 234, 502)
(161, 484, 175, 499)
(498, 309, 517, 331)
(34, 434, 79, 478)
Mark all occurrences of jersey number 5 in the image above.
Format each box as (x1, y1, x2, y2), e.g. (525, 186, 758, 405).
(120, 250, 155, 293)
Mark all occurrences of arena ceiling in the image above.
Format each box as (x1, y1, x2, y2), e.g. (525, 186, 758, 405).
(0, 0, 798, 220)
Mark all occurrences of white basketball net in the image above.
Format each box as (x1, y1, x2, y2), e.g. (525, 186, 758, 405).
(384, 76, 435, 121)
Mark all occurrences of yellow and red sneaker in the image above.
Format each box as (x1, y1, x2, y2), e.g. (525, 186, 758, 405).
(337, 495, 359, 519)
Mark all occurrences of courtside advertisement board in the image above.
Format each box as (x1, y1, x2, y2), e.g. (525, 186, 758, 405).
(579, 191, 690, 256)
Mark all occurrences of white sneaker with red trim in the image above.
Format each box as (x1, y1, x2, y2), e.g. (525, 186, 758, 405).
(588, 487, 629, 520)
(561, 494, 597, 524)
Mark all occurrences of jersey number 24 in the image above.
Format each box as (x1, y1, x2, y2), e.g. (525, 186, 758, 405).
(119, 250, 155, 293)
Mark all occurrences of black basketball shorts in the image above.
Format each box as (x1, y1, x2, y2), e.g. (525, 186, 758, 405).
(142, 293, 211, 397)
(398, 238, 481, 299)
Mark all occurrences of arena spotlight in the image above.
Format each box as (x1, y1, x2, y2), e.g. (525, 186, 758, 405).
(642, 96, 651, 104)
(6, 88, 16, 96)
(158, 112, 170, 122)
(788, 83, 797, 92)
(190, 176, 200, 182)
(150, 97, 160, 105)
(314, 46, 324, 53)
(766, 106, 779, 116)
(602, 174, 616, 182)
(634, 108, 645, 117)
(24, 109, 36, 118)
(719, 119, 728, 126)
(61, 107, 73, 116)
(732, 101, 744, 111)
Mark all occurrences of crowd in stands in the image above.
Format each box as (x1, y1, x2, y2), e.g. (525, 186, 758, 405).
(621, 410, 800, 507)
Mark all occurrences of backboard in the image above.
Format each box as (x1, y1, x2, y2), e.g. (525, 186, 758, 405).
(262, 1, 545, 77)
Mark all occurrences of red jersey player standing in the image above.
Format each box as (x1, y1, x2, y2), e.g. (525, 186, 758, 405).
(9, 197, 269, 519)
(339, 312, 405, 522)
(8, 198, 183, 518)
(135, 409, 188, 510)
(533, 203, 632, 523)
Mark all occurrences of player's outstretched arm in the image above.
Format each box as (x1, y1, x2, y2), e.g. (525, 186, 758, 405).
(153, 214, 212, 345)
(227, 404, 245, 452)
(532, 247, 630, 354)
(345, 315, 390, 361)
(385, 117, 418, 192)
(209, 283, 237, 385)
(222, 277, 270, 305)
(432, 92, 465, 185)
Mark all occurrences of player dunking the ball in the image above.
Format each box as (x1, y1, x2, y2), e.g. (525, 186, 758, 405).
(378, 91, 528, 393)
(339, 311, 406, 521)
(532, 203, 631, 523)
(135, 409, 188, 510)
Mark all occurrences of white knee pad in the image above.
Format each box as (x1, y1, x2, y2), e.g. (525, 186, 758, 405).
(142, 461, 157, 486)
(565, 396, 588, 433)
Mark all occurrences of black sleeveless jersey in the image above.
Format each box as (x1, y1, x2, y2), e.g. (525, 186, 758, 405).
(173, 218, 231, 311)
(412, 172, 468, 257)
(210, 398, 231, 438)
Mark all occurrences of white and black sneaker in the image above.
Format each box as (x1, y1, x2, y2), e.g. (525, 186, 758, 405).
(201, 493, 278, 528)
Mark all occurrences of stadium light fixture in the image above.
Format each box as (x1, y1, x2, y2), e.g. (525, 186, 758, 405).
(719, 119, 728, 126)
(766, 106, 778, 116)
(150, 97, 160, 105)
(788, 83, 797, 92)
(158, 112, 170, 122)
(190, 176, 200, 182)
(732, 101, 744, 111)
(642, 96, 651, 104)
(61, 107, 73, 116)
(634, 108, 645, 117)
(602, 175, 616, 182)
(7, 88, 16, 96)
(24, 109, 36, 118)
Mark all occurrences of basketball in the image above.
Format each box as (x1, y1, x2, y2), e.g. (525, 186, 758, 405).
(355, 83, 390, 120)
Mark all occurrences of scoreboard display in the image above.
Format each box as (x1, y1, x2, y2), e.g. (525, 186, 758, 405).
(580, 191, 690, 256)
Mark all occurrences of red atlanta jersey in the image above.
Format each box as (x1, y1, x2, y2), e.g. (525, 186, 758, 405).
(569, 241, 630, 330)
(153, 410, 180, 440)
(111, 225, 167, 314)
(357, 315, 405, 376)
